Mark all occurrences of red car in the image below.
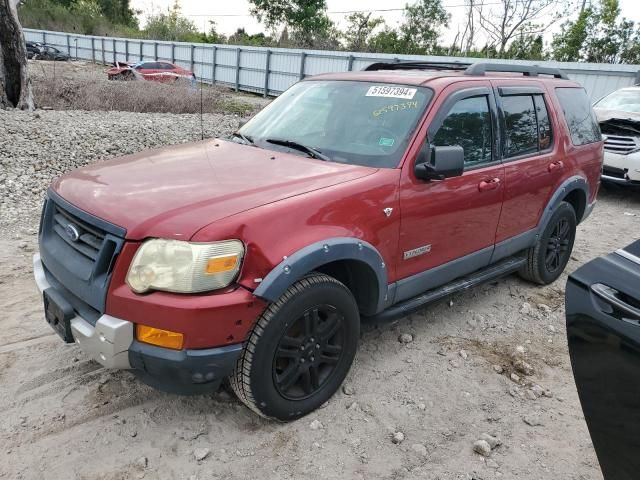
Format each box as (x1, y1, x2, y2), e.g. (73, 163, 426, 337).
(106, 61, 194, 83)
(34, 61, 603, 420)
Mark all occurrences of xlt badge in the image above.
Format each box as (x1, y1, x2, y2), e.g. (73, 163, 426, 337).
(404, 244, 431, 260)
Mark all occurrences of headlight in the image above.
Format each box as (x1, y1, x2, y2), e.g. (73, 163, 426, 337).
(126, 239, 244, 294)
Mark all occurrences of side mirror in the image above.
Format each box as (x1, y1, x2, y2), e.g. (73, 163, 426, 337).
(414, 145, 465, 181)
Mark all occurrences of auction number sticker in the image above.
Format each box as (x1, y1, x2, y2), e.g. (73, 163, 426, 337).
(366, 85, 417, 99)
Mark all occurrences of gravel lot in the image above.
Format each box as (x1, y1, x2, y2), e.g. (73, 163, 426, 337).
(1, 108, 639, 480)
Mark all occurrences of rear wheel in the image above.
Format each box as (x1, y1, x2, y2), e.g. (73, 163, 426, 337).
(519, 201, 577, 285)
(230, 273, 359, 420)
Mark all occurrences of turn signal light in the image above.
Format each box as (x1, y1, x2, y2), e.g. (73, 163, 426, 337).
(136, 324, 184, 350)
(206, 254, 239, 274)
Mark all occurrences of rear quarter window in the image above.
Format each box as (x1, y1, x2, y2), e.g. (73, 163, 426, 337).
(555, 87, 601, 146)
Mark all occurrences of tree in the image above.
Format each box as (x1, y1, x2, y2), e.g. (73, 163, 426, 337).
(342, 12, 384, 52)
(144, 0, 200, 42)
(550, 0, 640, 63)
(1, 0, 33, 109)
(400, 0, 450, 54)
(550, 6, 595, 61)
(367, 28, 405, 54)
(475, 0, 561, 56)
(227, 27, 272, 46)
(505, 33, 544, 59)
(249, 0, 334, 48)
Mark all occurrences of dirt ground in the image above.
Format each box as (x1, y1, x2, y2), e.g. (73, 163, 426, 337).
(1, 63, 639, 478)
(0, 183, 638, 479)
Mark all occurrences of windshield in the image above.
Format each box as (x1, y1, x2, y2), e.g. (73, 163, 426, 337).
(595, 89, 640, 113)
(238, 80, 433, 168)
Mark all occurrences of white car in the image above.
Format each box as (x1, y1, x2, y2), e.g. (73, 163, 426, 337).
(593, 86, 640, 185)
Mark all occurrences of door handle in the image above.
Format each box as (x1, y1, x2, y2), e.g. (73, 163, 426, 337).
(591, 283, 640, 321)
(478, 177, 501, 192)
(548, 160, 564, 172)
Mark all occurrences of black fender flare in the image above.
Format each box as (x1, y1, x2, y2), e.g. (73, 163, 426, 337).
(536, 175, 589, 235)
(253, 237, 389, 313)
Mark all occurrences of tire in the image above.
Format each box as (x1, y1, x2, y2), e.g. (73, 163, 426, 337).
(519, 201, 577, 285)
(230, 273, 359, 421)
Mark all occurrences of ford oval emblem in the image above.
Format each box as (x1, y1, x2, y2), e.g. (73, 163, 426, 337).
(64, 223, 80, 242)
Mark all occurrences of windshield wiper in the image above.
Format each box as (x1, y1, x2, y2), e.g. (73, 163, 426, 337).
(265, 138, 330, 161)
(231, 132, 255, 146)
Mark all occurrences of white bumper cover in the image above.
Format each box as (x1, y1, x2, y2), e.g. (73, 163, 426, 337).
(603, 150, 640, 183)
(33, 254, 133, 369)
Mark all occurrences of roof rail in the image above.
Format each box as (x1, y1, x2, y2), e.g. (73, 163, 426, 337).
(464, 62, 569, 79)
(363, 60, 471, 72)
(362, 60, 569, 80)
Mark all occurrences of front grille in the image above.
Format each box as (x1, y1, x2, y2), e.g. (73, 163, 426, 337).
(39, 190, 125, 323)
(603, 135, 639, 155)
(53, 204, 106, 262)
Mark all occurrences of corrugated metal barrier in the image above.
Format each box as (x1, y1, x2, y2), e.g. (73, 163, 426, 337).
(24, 28, 640, 101)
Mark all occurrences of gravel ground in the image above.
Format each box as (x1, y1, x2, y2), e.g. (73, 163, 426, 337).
(0, 109, 240, 232)
(1, 108, 639, 479)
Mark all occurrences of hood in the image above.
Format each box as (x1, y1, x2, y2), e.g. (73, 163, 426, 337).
(52, 139, 377, 240)
(595, 108, 640, 135)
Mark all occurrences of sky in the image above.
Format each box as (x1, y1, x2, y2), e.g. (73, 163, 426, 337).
(130, 0, 640, 46)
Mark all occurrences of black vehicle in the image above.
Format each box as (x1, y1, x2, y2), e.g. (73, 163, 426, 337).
(28, 44, 70, 61)
(566, 240, 640, 480)
(25, 41, 43, 59)
(38, 45, 70, 61)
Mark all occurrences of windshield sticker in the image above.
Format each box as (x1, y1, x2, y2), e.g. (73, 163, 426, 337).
(373, 101, 419, 117)
(366, 85, 417, 99)
(379, 137, 395, 147)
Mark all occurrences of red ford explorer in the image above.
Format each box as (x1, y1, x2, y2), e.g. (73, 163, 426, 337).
(34, 61, 603, 420)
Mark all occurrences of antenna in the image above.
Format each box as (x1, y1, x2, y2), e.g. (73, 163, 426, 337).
(200, 75, 204, 141)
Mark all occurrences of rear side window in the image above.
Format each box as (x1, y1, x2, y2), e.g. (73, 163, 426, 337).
(555, 87, 601, 146)
(502, 95, 538, 157)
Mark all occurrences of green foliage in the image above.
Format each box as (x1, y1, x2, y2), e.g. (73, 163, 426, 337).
(551, 0, 640, 63)
(400, 0, 450, 54)
(342, 12, 385, 52)
(143, 1, 201, 42)
(227, 28, 272, 46)
(249, 0, 334, 48)
(550, 7, 595, 61)
(367, 28, 405, 54)
(18, 0, 138, 36)
(505, 34, 544, 60)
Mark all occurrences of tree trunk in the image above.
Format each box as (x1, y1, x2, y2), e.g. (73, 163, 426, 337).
(0, 0, 33, 110)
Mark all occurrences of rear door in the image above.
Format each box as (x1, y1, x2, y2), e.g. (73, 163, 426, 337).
(491, 81, 561, 242)
(566, 240, 640, 480)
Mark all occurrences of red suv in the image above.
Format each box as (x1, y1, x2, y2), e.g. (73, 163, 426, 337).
(34, 62, 603, 420)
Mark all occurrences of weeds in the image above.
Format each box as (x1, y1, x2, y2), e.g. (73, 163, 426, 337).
(30, 61, 259, 115)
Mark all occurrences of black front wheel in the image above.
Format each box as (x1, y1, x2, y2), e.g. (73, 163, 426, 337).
(519, 201, 577, 285)
(230, 273, 359, 420)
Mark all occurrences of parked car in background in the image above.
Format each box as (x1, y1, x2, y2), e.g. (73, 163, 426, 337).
(566, 239, 640, 480)
(594, 86, 640, 186)
(25, 41, 43, 59)
(106, 61, 195, 83)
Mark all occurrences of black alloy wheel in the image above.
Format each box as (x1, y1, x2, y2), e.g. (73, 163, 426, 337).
(545, 217, 572, 274)
(519, 201, 577, 285)
(273, 304, 345, 400)
(230, 273, 359, 421)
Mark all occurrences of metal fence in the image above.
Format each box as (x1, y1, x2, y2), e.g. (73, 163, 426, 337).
(25, 28, 640, 101)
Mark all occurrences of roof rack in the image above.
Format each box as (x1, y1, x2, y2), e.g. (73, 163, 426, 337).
(363, 61, 471, 72)
(464, 62, 569, 79)
(363, 60, 569, 79)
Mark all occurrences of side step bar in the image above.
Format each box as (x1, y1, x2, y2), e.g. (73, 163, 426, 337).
(364, 255, 526, 324)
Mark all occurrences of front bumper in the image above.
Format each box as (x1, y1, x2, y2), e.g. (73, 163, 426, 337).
(602, 151, 640, 184)
(34, 254, 242, 393)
